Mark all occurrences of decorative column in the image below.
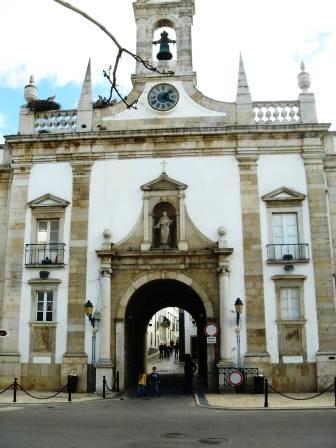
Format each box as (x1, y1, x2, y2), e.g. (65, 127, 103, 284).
(217, 263, 233, 365)
(141, 193, 151, 251)
(237, 154, 270, 374)
(0, 164, 30, 386)
(62, 161, 92, 391)
(0, 167, 11, 325)
(178, 191, 188, 251)
(303, 152, 336, 388)
(95, 267, 113, 393)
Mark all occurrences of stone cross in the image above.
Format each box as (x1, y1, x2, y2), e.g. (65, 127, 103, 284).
(161, 160, 167, 173)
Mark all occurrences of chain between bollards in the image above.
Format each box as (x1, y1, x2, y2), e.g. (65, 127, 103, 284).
(264, 378, 268, 408)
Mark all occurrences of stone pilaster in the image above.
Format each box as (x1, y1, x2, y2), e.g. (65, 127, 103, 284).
(0, 165, 30, 385)
(178, 191, 188, 251)
(62, 161, 92, 391)
(95, 267, 113, 394)
(237, 154, 270, 373)
(0, 168, 11, 324)
(217, 262, 233, 365)
(324, 155, 336, 283)
(303, 153, 336, 387)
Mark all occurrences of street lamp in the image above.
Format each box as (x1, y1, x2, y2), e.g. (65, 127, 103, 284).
(234, 298, 243, 368)
(84, 300, 99, 392)
(234, 298, 243, 326)
(84, 300, 96, 327)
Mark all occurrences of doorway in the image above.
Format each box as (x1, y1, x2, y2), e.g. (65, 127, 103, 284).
(124, 279, 209, 392)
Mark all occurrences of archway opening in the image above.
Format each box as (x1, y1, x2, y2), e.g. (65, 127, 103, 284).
(124, 279, 208, 393)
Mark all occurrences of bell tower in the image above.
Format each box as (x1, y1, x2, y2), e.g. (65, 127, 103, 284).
(133, 0, 195, 78)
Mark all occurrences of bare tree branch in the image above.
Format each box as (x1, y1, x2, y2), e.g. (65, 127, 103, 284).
(53, 0, 174, 109)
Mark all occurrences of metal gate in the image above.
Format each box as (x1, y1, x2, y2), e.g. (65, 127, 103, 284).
(217, 367, 259, 393)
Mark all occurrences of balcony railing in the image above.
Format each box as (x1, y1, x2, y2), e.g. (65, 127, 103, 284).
(25, 243, 65, 266)
(266, 244, 309, 263)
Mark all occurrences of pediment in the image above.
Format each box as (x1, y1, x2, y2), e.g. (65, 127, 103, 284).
(141, 173, 187, 191)
(262, 187, 306, 206)
(28, 193, 70, 208)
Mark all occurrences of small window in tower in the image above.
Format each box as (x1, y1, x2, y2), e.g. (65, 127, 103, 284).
(152, 24, 177, 61)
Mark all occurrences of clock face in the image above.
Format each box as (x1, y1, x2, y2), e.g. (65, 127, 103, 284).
(148, 83, 179, 111)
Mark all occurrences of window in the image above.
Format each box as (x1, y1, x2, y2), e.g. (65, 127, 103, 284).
(36, 291, 54, 322)
(37, 220, 59, 244)
(272, 275, 307, 359)
(262, 187, 309, 263)
(27, 194, 69, 267)
(280, 287, 300, 320)
(272, 213, 298, 245)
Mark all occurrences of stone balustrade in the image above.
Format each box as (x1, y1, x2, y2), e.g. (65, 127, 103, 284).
(34, 110, 77, 133)
(253, 101, 300, 124)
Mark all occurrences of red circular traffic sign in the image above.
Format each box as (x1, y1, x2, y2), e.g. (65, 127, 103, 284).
(228, 370, 244, 386)
(204, 323, 219, 337)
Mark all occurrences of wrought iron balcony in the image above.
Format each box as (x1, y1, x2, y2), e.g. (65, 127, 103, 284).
(25, 243, 65, 266)
(266, 244, 309, 263)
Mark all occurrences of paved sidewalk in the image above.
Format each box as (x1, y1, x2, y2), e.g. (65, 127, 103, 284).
(198, 392, 336, 410)
(0, 388, 118, 404)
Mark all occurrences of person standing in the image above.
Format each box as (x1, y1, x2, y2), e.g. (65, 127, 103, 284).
(183, 354, 197, 394)
(137, 372, 147, 397)
(174, 342, 179, 359)
(149, 366, 160, 396)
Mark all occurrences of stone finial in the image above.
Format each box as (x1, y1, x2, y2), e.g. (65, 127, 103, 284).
(77, 58, 93, 132)
(102, 228, 112, 249)
(103, 229, 112, 241)
(218, 226, 226, 237)
(236, 53, 251, 102)
(236, 53, 253, 125)
(218, 226, 227, 249)
(79, 58, 93, 105)
(298, 61, 311, 92)
(24, 75, 38, 103)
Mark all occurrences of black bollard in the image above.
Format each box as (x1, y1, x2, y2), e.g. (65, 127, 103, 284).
(13, 378, 17, 403)
(264, 378, 268, 408)
(116, 371, 120, 393)
(103, 376, 106, 399)
(68, 390, 72, 402)
(334, 377, 336, 407)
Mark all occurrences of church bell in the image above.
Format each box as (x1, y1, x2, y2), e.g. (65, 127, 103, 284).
(156, 42, 173, 61)
(154, 31, 175, 61)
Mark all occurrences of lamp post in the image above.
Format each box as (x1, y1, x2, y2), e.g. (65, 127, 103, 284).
(234, 298, 244, 368)
(84, 300, 99, 392)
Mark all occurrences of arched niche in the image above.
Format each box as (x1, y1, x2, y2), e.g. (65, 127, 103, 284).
(152, 201, 177, 248)
(140, 171, 188, 252)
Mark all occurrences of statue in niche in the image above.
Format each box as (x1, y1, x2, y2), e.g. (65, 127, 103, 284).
(155, 211, 173, 246)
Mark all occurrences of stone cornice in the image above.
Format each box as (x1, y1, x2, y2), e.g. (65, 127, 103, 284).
(5, 122, 331, 145)
(5, 124, 332, 165)
(96, 248, 233, 260)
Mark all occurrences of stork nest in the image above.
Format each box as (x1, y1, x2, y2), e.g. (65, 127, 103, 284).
(28, 100, 61, 112)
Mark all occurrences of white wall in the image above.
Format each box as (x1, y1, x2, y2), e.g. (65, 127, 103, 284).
(19, 153, 319, 367)
(104, 81, 225, 122)
(258, 154, 319, 363)
(86, 155, 246, 362)
(19, 163, 73, 363)
(184, 311, 197, 355)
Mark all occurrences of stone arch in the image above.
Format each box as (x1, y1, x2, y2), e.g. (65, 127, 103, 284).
(148, 14, 182, 32)
(117, 271, 214, 320)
